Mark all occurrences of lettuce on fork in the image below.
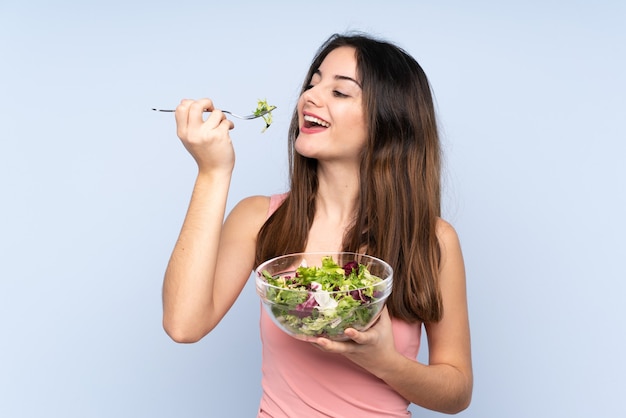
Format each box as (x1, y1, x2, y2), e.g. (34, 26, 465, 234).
(253, 98, 276, 132)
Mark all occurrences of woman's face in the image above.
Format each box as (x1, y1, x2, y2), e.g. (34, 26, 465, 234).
(295, 46, 367, 164)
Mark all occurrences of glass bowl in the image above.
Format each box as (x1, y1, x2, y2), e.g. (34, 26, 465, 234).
(255, 252, 393, 341)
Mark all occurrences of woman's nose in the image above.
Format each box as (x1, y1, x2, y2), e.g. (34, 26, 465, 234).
(302, 85, 321, 106)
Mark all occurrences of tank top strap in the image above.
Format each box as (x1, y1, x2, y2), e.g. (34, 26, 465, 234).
(267, 192, 288, 218)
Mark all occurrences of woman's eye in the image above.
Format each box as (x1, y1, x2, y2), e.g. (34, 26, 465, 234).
(333, 90, 348, 98)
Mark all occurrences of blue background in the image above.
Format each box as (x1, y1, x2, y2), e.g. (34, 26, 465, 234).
(1, 1, 625, 417)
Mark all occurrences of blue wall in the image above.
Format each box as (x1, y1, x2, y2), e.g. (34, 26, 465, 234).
(1, 1, 624, 416)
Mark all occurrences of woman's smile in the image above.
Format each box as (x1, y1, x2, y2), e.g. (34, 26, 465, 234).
(301, 112, 331, 133)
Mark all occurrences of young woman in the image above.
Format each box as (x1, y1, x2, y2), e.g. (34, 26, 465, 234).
(162, 33, 473, 417)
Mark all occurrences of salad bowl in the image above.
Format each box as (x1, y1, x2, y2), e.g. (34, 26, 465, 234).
(255, 252, 393, 342)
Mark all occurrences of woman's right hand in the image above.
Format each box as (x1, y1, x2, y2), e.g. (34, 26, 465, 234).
(175, 98, 235, 173)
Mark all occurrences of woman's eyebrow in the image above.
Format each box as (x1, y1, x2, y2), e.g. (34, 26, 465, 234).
(313, 69, 362, 88)
(335, 75, 362, 88)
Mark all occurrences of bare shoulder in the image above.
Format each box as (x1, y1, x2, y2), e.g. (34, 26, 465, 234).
(219, 195, 272, 256)
(436, 218, 461, 248)
(226, 195, 271, 229)
(435, 218, 464, 270)
(231, 195, 271, 215)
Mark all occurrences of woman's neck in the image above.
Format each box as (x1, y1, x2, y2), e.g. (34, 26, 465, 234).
(314, 162, 360, 225)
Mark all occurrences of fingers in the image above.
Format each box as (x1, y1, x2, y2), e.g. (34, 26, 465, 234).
(175, 98, 234, 140)
(314, 307, 392, 352)
(188, 99, 214, 131)
(312, 337, 345, 352)
(342, 307, 390, 345)
(174, 99, 193, 140)
(312, 330, 363, 353)
(344, 328, 367, 344)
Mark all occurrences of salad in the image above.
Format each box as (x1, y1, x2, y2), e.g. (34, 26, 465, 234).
(261, 256, 387, 339)
(254, 98, 276, 133)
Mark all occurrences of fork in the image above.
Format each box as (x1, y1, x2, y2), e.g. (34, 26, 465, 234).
(151, 106, 276, 120)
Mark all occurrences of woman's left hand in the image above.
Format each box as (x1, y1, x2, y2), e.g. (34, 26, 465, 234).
(313, 306, 400, 376)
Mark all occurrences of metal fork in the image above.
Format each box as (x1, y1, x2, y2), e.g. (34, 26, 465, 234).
(151, 107, 276, 120)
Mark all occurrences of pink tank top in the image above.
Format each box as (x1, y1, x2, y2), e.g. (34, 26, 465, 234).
(258, 194, 422, 417)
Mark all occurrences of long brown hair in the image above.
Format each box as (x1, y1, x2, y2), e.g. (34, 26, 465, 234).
(255, 33, 443, 323)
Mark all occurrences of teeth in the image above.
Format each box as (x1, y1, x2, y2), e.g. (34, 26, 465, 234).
(304, 115, 330, 127)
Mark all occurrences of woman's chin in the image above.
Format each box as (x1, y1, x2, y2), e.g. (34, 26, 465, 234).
(294, 136, 320, 159)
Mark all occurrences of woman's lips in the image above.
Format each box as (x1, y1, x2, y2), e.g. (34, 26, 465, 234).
(301, 124, 327, 134)
(301, 113, 330, 133)
(303, 114, 330, 127)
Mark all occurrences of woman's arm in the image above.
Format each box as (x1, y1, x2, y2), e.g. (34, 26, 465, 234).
(315, 219, 473, 413)
(161, 98, 268, 343)
(382, 219, 472, 412)
(163, 191, 269, 343)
